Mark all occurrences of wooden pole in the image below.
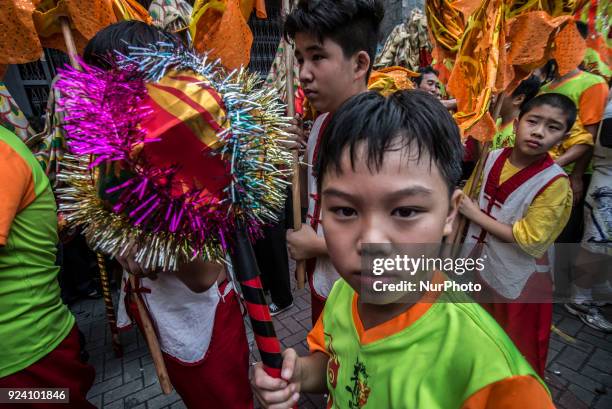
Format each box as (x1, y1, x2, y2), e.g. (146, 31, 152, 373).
(59, 17, 81, 70)
(282, 0, 306, 289)
(58, 15, 171, 394)
(97, 254, 123, 358)
(129, 275, 174, 394)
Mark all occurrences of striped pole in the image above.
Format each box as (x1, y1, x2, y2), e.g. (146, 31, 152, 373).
(96, 254, 123, 357)
(230, 224, 283, 378)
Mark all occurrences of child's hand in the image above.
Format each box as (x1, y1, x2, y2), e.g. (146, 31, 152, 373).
(280, 114, 307, 152)
(287, 224, 325, 261)
(458, 192, 482, 220)
(252, 348, 302, 408)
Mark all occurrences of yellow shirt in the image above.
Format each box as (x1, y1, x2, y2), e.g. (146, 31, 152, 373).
(465, 157, 572, 258)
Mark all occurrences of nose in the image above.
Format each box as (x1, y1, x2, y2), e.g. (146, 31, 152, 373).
(531, 122, 545, 138)
(357, 216, 393, 257)
(299, 61, 313, 84)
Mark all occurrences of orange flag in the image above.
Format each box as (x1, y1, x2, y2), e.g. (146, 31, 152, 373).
(190, 0, 261, 71)
(0, 0, 119, 65)
(443, 0, 588, 142)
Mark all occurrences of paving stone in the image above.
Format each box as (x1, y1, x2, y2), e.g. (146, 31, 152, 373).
(593, 395, 612, 409)
(556, 346, 589, 370)
(170, 401, 188, 409)
(557, 389, 589, 409)
(582, 365, 612, 388)
(145, 391, 181, 409)
(122, 383, 162, 407)
(588, 349, 612, 373)
(104, 358, 123, 380)
(576, 331, 612, 353)
(103, 399, 125, 409)
(103, 379, 144, 404)
(87, 375, 123, 399)
(549, 362, 603, 394)
(123, 359, 144, 383)
(568, 384, 596, 406)
(87, 393, 102, 408)
(556, 317, 583, 337)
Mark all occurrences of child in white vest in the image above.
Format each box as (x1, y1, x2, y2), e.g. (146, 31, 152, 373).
(459, 93, 576, 376)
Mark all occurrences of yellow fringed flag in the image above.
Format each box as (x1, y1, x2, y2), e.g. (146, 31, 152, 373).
(0, 0, 116, 65)
(432, 0, 589, 142)
(426, 0, 469, 84)
(190, 0, 265, 70)
(368, 66, 418, 96)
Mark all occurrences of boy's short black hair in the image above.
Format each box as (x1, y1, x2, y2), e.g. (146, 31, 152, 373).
(518, 93, 577, 132)
(511, 75, 541, 109)
(83, 21, 182, 69)
(283, 0, 384, 78)
(414, 66, 439, 86)
(315, 90, 463, 195)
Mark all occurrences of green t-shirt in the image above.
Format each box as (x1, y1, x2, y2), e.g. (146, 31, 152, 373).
(492, 120, 515, 150)
(0, 125, 74, 377)
(316, 279, 547, 408)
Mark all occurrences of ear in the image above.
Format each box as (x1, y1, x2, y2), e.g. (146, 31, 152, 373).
(353, 51, 370, 83)
(443, 189, 463, 237)
(513, 94, 526, 107)
(512, 117, 519, 133)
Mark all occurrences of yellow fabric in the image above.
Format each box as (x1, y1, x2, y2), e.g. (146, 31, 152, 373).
(368, 66, 417, 96)
(548, 120, 594, 161)
(502, 161, 572, 258)
(465, 155, 572, 258)
(189, 0, 253, 70)
(145, 70, 228, 149)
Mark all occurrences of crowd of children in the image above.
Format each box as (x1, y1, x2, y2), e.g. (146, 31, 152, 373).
(0, 0, 610, 408)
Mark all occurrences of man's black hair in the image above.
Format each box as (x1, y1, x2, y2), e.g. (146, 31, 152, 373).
(283, 0, 384, 78)
(413, 66, 439, 86)
(315, 90, 463, 195)
(83, 20, 182, 69)
(519, 93, 577, 132)
(511, 75, 541, 109)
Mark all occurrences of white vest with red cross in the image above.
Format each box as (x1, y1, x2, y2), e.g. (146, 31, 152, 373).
(463, 148, 567, 300)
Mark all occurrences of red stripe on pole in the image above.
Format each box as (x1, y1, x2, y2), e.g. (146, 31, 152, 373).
(245, 301, 271, 321)
(255, 334, 282, 354)
(242, 276, 264, 289)
(264, 366, 282, 379)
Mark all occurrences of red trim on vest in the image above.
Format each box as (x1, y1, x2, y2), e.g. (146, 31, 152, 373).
(484, 148, 555, 206)
(475, 149, 556, 243)
(534, 173, 567, 200)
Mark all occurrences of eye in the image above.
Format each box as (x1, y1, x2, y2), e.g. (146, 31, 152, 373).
(548, 125, 561, 132)
(330, 207, 357, 218)
(391, 207, 419, 218)
(296, 57, 304, 65)
(312, 54, 323, 61)
(527, 119, 537, 125)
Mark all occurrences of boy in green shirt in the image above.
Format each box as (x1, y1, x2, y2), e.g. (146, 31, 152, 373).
(252, 90, 555, 408)
(0, 125, 94, 406)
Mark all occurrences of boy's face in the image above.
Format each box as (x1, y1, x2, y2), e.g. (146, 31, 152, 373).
(417, 73, 440, 98)
(514, 104, 569, 156)
(320, 143, 461, 296)
(294, 33, 367, 114)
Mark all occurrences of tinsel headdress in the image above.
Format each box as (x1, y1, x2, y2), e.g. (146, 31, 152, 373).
(56, 43, 292, 271)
